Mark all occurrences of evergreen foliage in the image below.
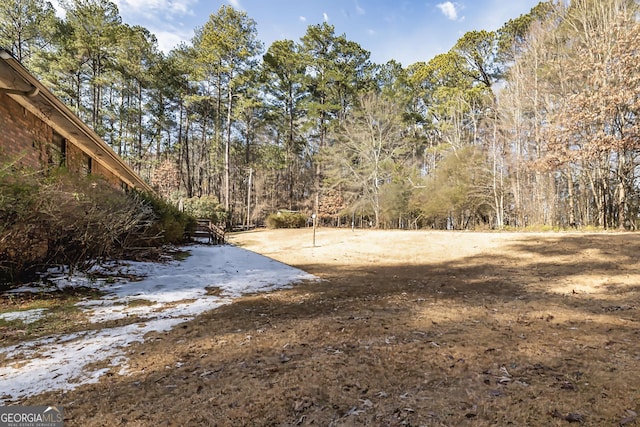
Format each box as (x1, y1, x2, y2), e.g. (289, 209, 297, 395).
(4, 0, 640, 230)
(265, 211, 307, 229)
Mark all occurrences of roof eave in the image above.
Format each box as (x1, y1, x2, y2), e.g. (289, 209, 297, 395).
(0, 48, 155, 194)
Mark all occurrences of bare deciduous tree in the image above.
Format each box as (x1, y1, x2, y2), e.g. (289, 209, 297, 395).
(324, 93, 407, 228)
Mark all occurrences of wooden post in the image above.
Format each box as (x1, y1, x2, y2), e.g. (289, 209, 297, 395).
(312, 213, 317, 247)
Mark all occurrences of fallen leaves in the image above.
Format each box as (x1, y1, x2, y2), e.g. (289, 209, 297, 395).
(21, 230, 640, 426)
(465, 404, 478, 418)
(551, 410, 585, 423)
(620, 410, 638, 426)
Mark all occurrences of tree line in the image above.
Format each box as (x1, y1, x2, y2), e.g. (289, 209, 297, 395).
(2, 0, 640, 230)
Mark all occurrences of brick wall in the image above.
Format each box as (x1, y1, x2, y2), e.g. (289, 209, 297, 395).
(91, 161, 122, 187)
(65, 142, 87, 175)
(0, 92, 125, 189)
(0, 92, 53, 169)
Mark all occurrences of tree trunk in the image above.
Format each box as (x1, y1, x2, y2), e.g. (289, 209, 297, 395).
(566, 167, 576, 227)
(616, 151, 627, 230)
(225, 88, 233, 214)
(136, 79, 143, 173)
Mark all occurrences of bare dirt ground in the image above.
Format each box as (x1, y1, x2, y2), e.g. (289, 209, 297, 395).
(15, 229, 640, 425)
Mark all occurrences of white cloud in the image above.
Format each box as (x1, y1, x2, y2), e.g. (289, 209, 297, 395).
(110, 0, 201, 49)
(49, 0, 198, 25)
(437, 1, 459, 21)
(48, 0, 66, 18)
(112, 0, 198, 21)
(299, 16, 307, 22)
(51, 0, 198, 20)
(227, 0, 242, 10)
(323, 12, 329, 22)
(152, 28, 193, 52)
(355, 0, 365, 15)
(170, 1, 190, 14)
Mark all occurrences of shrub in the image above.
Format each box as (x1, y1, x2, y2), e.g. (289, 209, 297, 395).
(0, 166, 196, 286)
(181, 195, 226, 224)
(265, 211, 307, 229)
(1, 170, 145, 283)
(132, 190, 196, 244)
(0, 167, 42, 282)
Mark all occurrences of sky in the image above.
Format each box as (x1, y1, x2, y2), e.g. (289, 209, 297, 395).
(0, 244, 317, 402)
(50, 0, 541, 66)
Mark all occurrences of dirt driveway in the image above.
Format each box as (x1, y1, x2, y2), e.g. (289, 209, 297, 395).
(21, 229, 640, 426)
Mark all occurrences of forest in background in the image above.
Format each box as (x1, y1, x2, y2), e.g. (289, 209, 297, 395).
(2, 0, 640, 230)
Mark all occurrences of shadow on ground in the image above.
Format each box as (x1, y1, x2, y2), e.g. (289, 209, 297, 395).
(23, 232, 640, 426)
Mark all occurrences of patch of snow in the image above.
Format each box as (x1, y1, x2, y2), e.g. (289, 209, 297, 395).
(0, 309, 46, 324)
(0, 320, 184, 401)
(0, 245, 317, 403)
(90, 302, 164, 323)
(6, 285, 57, 294)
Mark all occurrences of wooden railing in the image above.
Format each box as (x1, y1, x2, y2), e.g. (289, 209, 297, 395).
(194, 219, 225, 245)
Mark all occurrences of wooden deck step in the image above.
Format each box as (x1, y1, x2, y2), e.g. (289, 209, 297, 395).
(194, 219, 225, 245)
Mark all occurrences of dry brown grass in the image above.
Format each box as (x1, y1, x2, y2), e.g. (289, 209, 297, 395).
(16, 229, 640, 426)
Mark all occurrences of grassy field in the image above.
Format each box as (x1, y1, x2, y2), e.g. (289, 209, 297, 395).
(8, 228, 640, 426)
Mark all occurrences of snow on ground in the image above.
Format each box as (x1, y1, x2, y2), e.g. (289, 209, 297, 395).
(0, 244, 317, 404)
(0, 309, 46, 324)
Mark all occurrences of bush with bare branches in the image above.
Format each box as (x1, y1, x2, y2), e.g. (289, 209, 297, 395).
(0, 166, 193, 286)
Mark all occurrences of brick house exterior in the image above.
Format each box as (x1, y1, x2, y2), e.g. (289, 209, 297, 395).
(0, 48, 153, 192)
